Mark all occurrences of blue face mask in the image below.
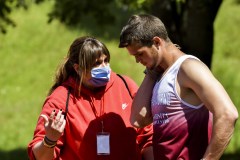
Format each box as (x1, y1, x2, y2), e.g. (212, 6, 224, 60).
(89, 65, 111, 87)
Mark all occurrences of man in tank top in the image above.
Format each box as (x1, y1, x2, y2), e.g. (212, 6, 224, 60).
(118, 14, 238, 160)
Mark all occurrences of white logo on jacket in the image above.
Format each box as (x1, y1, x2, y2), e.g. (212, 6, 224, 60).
(122, 103, 128, 110)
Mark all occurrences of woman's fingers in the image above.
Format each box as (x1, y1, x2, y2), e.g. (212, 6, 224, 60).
(58, 114, 65, 126)
(41, 109, 65, 142)
(50, 109, 66, 132)
(40, 109, 55, 127)
(59, 115, 66, 132)
(40, 114, 49, 126)
(54, 109, 62, 124)
(49, 110, 56, 124)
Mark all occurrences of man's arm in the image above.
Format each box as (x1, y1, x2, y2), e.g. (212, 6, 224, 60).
(130, 71, 158, 128)
(180, 59, 238, 160)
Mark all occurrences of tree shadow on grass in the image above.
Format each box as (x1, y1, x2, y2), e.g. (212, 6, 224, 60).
(0, 147, 239, 160)
(0, 148, 28, 160)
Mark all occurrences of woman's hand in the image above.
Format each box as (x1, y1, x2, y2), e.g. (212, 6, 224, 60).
(40, 109, 66, 141)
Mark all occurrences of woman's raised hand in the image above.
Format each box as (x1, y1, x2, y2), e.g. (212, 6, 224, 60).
(40, 109, 66, 141)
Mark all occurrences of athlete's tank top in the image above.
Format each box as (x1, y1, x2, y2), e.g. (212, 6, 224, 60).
(151, 55, 212, 160)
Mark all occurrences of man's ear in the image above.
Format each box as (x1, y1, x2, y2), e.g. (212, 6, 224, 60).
(153, 36, 162, 47)
(152, 36, 161, 49)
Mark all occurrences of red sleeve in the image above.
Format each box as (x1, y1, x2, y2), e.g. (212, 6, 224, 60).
(136, 124, 153, 150)
(27, 87, 68, 160)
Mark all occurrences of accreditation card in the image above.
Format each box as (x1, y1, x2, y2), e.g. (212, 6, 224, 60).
(96, 132, 110, 155)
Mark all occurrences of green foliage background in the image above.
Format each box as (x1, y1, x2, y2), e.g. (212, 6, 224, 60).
(0, 0, 239, 159)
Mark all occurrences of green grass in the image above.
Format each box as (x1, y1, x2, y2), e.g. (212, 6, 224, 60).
(212, 0, 240, 155)
(0, 0, 239, 159)
(0, 2, 144, 159)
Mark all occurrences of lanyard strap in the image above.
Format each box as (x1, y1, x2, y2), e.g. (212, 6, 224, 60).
(89, 97, 104, 118)
(89, 96, 105, 132)
(64, 88, 71, 119)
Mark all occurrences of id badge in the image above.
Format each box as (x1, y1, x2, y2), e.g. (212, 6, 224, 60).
(96, 132, 110, 155)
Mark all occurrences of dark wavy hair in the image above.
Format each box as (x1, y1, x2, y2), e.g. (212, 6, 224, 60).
(119, 14, 171, 48)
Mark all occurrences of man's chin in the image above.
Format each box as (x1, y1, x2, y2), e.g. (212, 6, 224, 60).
(146, 66, 154, 70)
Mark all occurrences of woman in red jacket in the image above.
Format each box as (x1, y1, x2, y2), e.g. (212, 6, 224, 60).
(28, 36, 153, 160)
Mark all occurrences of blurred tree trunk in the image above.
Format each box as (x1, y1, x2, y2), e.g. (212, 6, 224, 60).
(149, 0, 222, 69)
